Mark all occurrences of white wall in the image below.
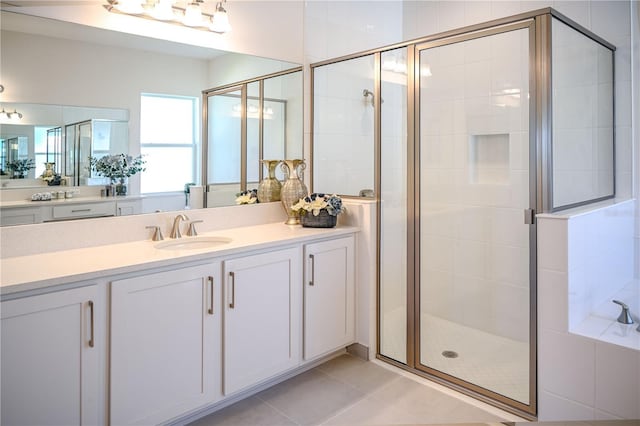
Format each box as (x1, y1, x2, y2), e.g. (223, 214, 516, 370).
(632, 1, 640, 279)
(537, 201, 638, 420)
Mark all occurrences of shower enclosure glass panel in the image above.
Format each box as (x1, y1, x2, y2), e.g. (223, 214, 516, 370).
(418, 28, 531, 405)
(313, 55, 375, 196)
(247, 82, 260, 186)
(380, 47, 409, 364)
(206, 88, 242, 207)
(551, 18, 614, 209)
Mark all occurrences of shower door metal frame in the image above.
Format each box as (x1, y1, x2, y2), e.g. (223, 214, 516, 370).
(309, 7, 617, 420)
(411, 18, 538, 417)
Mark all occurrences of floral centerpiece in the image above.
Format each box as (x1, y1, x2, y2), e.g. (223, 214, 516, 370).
(291, 193, 345, 228)
(7, 158, 35, 179)
(235, 189, 258, 205)
(89, 154, 146, 195)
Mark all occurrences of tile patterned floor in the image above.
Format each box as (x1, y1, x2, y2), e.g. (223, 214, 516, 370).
(188, 354, 510, 426)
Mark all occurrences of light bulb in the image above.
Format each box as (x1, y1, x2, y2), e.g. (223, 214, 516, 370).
(183, 2, 202, 27)
(210, 2, 231, 33)
(115, 0, 144, 14)
(150, 0, 175, 20)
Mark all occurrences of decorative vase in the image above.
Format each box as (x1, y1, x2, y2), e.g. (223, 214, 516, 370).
(113, 177, 128, 196)
(280, 159, 308, 225)
(42, 162, 55, 179)
(257, 160, 282, 203)
(300, 210, 337, 228)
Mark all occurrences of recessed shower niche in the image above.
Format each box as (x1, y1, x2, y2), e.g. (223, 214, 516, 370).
(311, 7, 616, 418)
(469, 133, 510, 185)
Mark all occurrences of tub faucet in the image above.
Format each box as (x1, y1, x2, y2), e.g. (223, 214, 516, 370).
(170, 214, 189, 239)
(612, 300, 634, 325)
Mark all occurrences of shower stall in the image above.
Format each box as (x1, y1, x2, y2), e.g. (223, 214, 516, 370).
(311, 8, 615, 417)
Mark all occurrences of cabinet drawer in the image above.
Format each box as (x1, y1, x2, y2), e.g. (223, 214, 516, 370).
(52, 202, 116, 220)
(0, 207, 44, 226)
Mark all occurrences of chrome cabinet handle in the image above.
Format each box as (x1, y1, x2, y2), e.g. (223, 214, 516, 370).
(88, 300, 95, 348)
(208, 276, 214, 315)
(229, 271, 235, 308)
(72, 208, 92, 213)
(309, 254, 315, 286)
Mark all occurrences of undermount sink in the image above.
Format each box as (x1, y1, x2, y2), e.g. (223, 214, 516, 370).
(154, 236, 232, 250)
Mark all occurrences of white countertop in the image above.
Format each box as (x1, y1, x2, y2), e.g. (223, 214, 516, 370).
(0, 222, 358, 298)
(0, 195, 142, 209)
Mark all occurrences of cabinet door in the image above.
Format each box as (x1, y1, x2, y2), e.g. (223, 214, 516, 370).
(304, 236, 355, 360)
(110, 263, 222, 425)
(0, 206, 45, 225)
(1, 285, 99, 426)
(116, 200, 141, 216)
(223, 247, 301, 395)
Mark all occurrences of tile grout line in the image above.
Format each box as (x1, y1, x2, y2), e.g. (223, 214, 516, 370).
(311, 362, 408, 425)
(252, 394, 304, 426)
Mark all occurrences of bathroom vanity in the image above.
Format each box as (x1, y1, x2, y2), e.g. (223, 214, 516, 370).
(0, 195, 143, 226)
(0, 222, 357, 425)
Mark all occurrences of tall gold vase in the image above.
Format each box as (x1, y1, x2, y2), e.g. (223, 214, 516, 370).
(257, 160, 282, 203)
(280, 159, 308, 225)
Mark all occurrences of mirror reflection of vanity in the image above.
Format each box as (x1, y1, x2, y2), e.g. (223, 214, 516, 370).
(0, 103, 128, 186)
(0, 11, 303, 226)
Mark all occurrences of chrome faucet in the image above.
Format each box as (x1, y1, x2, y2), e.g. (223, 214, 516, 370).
(170, 214, 189, 239)
(613, 300, 634, 325)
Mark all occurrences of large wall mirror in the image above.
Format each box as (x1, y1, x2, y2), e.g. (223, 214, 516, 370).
(0, 11, 302, 225)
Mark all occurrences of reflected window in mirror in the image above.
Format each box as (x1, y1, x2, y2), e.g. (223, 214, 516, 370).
(140, 94, 200, 193)
(34, 127, 53, 177)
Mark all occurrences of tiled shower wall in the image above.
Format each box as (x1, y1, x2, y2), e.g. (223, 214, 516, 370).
(418, 28, 531, 343)
(552, 18, 615, 208)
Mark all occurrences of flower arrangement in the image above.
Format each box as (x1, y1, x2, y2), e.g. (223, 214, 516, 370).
(89, 154, 146, 181)
(291, 193, 344, 228)
(7, 158, 35, 179)
(235, 189, 258, 205)
(291, 193, 344, 217)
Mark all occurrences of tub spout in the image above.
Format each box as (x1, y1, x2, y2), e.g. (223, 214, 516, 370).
(612, 300, 634, 325)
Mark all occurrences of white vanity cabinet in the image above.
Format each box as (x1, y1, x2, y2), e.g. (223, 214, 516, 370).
(303, 236, 356, 360)
(0, 205, 48, 225)
(110, 262, 222, 425)
(1, 285, 100, 426)
(222, 247, 302, 395)
(116, 199, 142, 216)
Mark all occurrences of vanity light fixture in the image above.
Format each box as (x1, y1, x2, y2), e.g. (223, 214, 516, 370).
(231, 103, 274, 120)
(104, 0, 232, 34)
(0, 107, 23, 120)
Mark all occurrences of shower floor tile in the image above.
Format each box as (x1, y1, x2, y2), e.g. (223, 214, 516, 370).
(381, 308, 529, 404)
(420, 313, 529, 404)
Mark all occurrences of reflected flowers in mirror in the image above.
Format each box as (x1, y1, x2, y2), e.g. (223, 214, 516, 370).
(235, 189, 258, 205)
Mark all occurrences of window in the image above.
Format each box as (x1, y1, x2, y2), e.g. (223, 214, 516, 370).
(140, 94, 199, 193)
(33, 127, 51, 178)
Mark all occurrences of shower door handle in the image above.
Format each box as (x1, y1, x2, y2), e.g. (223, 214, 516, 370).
(524, 208, 535, 225)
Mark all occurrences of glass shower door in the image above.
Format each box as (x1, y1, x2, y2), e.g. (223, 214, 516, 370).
(416, 26, 533, 406)
(206, 87, 243, 207)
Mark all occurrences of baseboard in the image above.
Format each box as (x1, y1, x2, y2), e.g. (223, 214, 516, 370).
(347, 342, 369, 360)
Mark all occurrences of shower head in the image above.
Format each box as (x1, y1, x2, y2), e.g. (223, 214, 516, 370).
(362, 89, 382, 107)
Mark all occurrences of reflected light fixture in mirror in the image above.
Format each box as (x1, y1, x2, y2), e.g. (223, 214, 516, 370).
(105, 0, 232, 33)
(0, 86, 23, 121)
(0, 107, 23, 121)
